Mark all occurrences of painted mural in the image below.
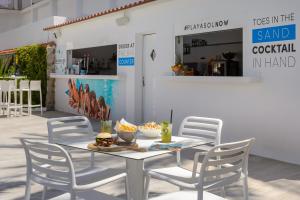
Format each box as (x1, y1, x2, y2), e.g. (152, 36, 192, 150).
(66, 79, 118, 120)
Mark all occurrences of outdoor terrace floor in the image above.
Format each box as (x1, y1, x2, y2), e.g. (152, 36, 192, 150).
(0, 111, 300, 200)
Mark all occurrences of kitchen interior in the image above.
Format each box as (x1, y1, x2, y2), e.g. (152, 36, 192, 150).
(174, 28, 243, 76)
(67, 44, 117, 76)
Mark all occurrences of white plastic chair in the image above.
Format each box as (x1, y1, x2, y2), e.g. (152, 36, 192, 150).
(177, 116, 223, 166)
(0, 80, 4, 114)
(19, 80, 30, 115)
(145, 138, 255, 200)
(47, 116, 97, 169)
(29, 80, 43, 115)
(1, 80, 22, 117)
(20, 139, 129, 200)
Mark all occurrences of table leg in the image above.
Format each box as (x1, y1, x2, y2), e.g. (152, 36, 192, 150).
(126, 159, 145, 200)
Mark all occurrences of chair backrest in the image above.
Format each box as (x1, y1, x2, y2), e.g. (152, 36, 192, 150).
(20, 80, 30, 90)
(0, 80, 9, 92)
(178, 116, 223, 145)
(0, 80, 4, 88)
(197, 138, 255, 194)
(8, 80, 16, 90)
(47, 116, 94, 144)
(1, 81, 13, 102)
(20, 139, 76, 191)
(30, 80, 41, 91)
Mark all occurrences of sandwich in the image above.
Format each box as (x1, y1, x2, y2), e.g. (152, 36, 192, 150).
(96, 132, 114, 147)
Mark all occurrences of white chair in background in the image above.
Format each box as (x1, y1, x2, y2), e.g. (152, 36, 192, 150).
(29, 80, 43, 115)
(177, 116, 223, 166)
(0, 80, 4, 114)
(0, 80, 9, 115)
(20, 139, 129, 200)
(19, 80, 30, 115)
(145, 138, 255, 200)
(47, 116, 101, 172)
(1, 80, 21, 117)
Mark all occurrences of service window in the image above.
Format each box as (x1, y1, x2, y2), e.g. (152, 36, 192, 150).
(67, 45, 117, 76)
(175, 28, 243, 76)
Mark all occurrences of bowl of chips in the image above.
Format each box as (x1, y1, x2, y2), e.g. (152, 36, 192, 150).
(139, 122, 161, 138)
(115, 119, 138, 143)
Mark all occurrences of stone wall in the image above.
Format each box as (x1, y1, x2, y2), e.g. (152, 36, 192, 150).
(46, 44, 56, 110)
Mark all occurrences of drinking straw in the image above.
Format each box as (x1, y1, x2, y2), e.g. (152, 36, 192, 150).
(107, 108, 111, 120)
(170, 109, 173, 124)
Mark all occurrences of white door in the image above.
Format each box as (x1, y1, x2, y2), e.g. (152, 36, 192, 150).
(142, 34, 157, 122)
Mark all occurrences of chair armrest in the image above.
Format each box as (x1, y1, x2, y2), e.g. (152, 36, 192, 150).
(146, 171, 197, 190)
(192, 151, 207, 177)
(74, 173, 126, 191)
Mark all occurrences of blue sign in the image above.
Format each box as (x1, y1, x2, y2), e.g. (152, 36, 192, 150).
(252, 24, 296, 43)
(118, 57, 135, 66)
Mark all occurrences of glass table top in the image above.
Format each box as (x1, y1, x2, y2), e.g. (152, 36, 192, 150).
(56, 134, 211, 160)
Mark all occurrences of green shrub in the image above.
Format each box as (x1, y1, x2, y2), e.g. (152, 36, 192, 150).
(0, 55, 14, 77)
(16, 44, 47, 106)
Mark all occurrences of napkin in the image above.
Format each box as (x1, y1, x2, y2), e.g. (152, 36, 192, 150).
(149, 143, 183, 151)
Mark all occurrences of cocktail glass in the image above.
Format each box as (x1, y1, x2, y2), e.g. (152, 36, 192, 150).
(161, 121, 172, 143)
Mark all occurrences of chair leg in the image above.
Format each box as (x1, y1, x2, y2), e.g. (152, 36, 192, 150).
(14, 90, 17, 116)
(40, 90, 43, 116)
(90, 152, 95, 168)
(20, 91, 23, 116)
(144, 174, 150, 200)
(26, 91, 30, 116)
(29, 91, 32, 116)
(42, 186, 47, 200)
(220, 186, 226, 197)
(7, 106, 10, 118)
(198, 189, 204, 200)
(70, 191, 76, 200)
(24, 179, 31, 200)
(243, 175, 249, 200)
(125, 176, 130, 200)
(176, 151, 181, 166)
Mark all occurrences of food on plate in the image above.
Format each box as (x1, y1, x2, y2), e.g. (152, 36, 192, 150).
(139, 122, 161, 138)
(95, 132, 114, 147)
(139, 122, 161, 131)
(115, 120, 137, 133)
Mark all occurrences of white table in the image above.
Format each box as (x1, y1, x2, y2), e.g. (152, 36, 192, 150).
(57, 135, 210, 200)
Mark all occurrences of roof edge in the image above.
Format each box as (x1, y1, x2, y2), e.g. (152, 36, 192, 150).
(43, 0, 156, 31)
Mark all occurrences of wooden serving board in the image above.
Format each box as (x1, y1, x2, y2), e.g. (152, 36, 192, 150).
(87, 143, 147, 152)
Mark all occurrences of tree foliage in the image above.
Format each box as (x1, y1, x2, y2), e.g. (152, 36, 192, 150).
(16, 44, 47, 106)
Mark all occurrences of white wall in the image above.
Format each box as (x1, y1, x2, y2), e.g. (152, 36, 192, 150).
(0, 12, 21, 33)
(0, 16, 66, 50)
(56, 0, 76, 19)
(52, 0, 300, 165)
(0, 0, 140, 34)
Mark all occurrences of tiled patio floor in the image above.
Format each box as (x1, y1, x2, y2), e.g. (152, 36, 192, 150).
(0, 111, 300, 200)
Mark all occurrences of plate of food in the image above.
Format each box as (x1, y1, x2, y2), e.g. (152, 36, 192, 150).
(139, 122, 161, 138)
(87, 132, 146, 152)
(88, 132, 118, 151)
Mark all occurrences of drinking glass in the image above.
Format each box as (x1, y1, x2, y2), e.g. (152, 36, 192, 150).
(161, 122, 172, 143)
(100, 120, 112, 133)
